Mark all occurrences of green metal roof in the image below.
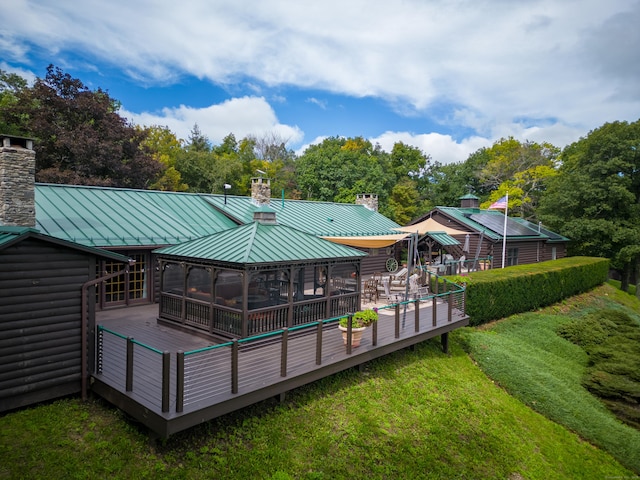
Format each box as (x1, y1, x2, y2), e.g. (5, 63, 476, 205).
(203, 195, 401, 237)
(155, 220, 366, 265)
(35, 184, 238, 248)
(0, 226, 130, 262)
(425, 231, 460, 246)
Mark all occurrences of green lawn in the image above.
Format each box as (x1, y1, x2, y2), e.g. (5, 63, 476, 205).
(0, 284, 637, 479)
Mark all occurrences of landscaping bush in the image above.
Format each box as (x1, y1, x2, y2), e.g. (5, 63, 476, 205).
(444, 256, 609, 326)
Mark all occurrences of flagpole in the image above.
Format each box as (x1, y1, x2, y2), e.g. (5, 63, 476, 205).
(501, 192, 508, 268)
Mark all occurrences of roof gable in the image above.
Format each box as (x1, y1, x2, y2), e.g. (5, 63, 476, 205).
(0, 226, 130, 262)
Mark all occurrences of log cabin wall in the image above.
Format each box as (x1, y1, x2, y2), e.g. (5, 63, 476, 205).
(0, 237, 97, 412)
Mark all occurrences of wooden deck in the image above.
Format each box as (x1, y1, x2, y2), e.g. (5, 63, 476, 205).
(92, 291, 468, 438)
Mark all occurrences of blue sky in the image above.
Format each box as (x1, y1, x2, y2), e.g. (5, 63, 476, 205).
(2, 1, 639, 164)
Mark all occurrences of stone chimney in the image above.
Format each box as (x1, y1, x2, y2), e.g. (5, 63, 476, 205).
(0, 134, 36, 227)
(356, 193, 378, 212)
(459, 193, 479, 209)
(251, 177, 271, 206)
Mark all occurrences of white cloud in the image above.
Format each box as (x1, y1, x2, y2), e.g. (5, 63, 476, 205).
(371, 131, 491, 165)
(122, 96, 303, 145)
(3, 0, 639, 157)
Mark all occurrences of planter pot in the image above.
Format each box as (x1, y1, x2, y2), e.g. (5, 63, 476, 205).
(338, 325, 367, 347)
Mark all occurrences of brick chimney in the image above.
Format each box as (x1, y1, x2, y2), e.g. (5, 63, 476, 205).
(251, 177, 271, 206)
(356, 193, 378, 212)
(0, 134, 36, 227)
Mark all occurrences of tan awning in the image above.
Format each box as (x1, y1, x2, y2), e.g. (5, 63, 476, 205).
(321, 233, 409, 248)
(394, 217, 468, 236)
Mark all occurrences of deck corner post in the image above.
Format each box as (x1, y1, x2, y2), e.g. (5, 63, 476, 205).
(448, 291, 453, 322)
(96, 326, 103, 375)
(414, 299, 420, 332)
(176, 351, 184, 413)
(281, 328, 289, 377)
(231, 340, 239, 394)
(162, 351, 170, 413)
(126, 336, 134, 392)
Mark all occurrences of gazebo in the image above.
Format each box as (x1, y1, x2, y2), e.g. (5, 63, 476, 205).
(155, 208, 367, 339)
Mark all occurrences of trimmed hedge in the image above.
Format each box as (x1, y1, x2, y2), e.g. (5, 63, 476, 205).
(445, 256, 610, 326)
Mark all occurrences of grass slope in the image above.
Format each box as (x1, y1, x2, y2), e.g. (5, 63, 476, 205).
(460, 283, 640, 474)
(0, 285, 636, 479)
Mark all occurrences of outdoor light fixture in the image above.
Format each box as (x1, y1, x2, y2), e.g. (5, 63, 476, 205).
(224, 183, 231, 205)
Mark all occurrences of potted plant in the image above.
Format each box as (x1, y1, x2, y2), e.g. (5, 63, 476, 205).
(338, 309, 379, 347)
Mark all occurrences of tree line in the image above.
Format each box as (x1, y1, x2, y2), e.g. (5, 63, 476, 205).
(1, 65, 639, 291)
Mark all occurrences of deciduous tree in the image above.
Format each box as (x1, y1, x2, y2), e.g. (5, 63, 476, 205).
(6, 65, 162, 188)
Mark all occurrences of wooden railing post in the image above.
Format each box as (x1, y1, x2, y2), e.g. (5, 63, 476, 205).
(176, 351, 184, 413)
(394, 304, 400, 338)
(162, 351, 170, 413)
(372, 317, 378, 346)
(96, 326, 103, 374)
(448, 292, 453, 322)
(414, 299, 420, 332)
(281, 328, 289, 377)
(126, 337, 134, 392)
(432, 296, 437, 327)
(231, 340, 239, 394)
(346, 314, 353, 355)
(316, 321, 323, 365)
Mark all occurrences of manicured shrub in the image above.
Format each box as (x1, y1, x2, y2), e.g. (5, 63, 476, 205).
(445, 256, 609, 326)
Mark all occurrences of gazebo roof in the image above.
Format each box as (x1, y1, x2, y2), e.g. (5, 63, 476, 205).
(154, 219, 366, 265)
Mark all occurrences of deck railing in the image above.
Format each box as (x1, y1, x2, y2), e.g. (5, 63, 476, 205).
(159, 291, 360, 338)
(96, 275, 466, 415)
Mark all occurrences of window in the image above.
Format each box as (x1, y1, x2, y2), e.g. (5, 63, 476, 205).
(507, 248, 519, 267)
(98, 252, 150, 306)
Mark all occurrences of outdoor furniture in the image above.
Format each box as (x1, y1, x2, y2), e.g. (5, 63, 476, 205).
(389, 267, 408, 287)
(409, 273, 429, 299)
(363, 278, 379, 303)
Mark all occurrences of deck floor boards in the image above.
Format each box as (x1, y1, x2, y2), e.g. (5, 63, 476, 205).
(93, 298, 468, 437)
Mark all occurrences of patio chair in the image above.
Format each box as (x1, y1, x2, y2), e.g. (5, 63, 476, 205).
(363, 278, 379, 303)
(389, 267, 408, 287)
(409, 273, 429, 299)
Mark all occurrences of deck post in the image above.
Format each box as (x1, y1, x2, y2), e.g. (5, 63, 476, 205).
(96, 326, 103, 374)
(126, 337, 134, 392)
(281, 328, 288, 377)
(441, 332, 449, 353)
(231, 340, 239, 394)
(176, 351, 184, 413)
(448, 292, 453, 322)
(315, 321, 323, 365)
(394, 304, 400, 338)
(432, 296, 437, 326)
(414, 299, 420, 332)
(345, 314, 353, 354)
(372, 318, 378, 346)
(162, 351, 170, 413)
